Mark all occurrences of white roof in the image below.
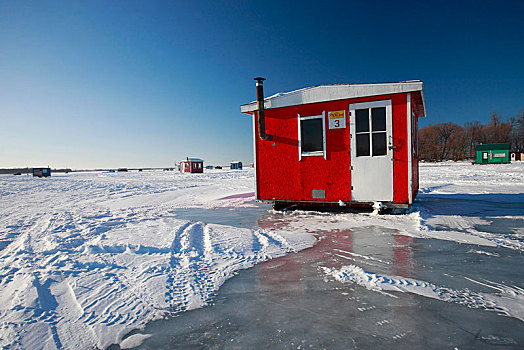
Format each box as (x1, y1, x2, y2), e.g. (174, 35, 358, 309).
(181, 158, 204, 162)
(241, 81, 425, 116)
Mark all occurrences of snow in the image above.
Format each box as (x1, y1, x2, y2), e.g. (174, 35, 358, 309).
(322, 264, 524, 322)
(119, 333, 152, 349)
(0, 162, 523, 349)
(0, 170, 314, 349)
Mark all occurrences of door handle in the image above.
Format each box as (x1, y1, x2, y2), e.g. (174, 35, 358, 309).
(388, 136, 396, 150)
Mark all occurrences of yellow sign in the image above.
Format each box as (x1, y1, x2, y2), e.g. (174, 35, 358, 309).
(328, 110, 346, 129)
(329, 111, 345, 119)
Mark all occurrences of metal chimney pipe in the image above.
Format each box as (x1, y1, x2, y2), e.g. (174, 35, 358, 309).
(254, 77, 273, 141)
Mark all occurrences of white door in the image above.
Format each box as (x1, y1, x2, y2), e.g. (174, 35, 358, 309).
(349, 100, 393, 202)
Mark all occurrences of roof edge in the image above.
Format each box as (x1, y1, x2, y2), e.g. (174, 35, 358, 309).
(475, 143, 511, 151)
(241, 81, 424, 114)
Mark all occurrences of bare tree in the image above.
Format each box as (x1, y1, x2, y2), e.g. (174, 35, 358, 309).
(509, 108, 524, 152)
(436, 122, 462, 161)
(464, 121, 482, 159)
(419, 123, 465, 161)
(418, 108, 521, 162)
(483, 112, 512, 144)
(449, 126, 467, 161)
(419, 125, 439, 161)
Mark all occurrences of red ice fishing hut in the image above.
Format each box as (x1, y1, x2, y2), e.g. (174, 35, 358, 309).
(240, 78, 426, 209)
(179, 158, 204, 173)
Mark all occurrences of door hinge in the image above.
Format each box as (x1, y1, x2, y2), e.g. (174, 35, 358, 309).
(350, 165, 353, 170)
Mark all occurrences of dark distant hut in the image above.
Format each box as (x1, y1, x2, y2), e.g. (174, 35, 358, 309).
(230, 161, 242, 170)
(33, 167, 51, 178)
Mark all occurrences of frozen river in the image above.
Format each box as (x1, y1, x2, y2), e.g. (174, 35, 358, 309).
(1, 163, 523, 349)
(118, 201, 524, 349)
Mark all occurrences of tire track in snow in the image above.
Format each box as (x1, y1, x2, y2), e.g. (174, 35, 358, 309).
(0, 170, 309, 349)
(252, 230, 270, 258)
(165, 222, 217, 313)
(79, 274, 144, 329)
(164, 223, 298, 315)
(255, 229, 295, 253)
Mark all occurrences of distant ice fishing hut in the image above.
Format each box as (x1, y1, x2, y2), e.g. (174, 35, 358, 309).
(241, 78, 426, 210)
(511, 152, 523, 162)
(179, 158, 204, 173)
(475, 143, 511, 164)
(230, 161, 242, 170)
(33, 167, 51, 178)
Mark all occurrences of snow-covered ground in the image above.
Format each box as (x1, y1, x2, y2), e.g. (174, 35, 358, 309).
(0, 163, 523, 349)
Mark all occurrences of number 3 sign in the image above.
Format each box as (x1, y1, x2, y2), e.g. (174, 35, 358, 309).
(328, 110, 346, 129)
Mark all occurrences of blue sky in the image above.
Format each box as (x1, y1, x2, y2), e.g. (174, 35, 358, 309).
(1, 0, 522, 169)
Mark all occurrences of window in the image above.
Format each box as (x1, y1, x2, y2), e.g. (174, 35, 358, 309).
(298, 112, 326, 160)
(355, 107, 387, 157)
(356, 134, 370, 156)
(301, 119, 323, 152)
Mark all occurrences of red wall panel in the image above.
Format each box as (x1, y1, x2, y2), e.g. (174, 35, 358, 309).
(252, 93, 410, 204)
(391, 94, 409, 204)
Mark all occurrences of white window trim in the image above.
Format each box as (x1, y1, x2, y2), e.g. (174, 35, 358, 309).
(298, 111, 326, 161)
(350, 100, 392, 158)
(351, 100, 391, 110)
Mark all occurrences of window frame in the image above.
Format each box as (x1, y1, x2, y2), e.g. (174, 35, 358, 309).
(297, 111, 326, 161)
(354, 104, 389, 158)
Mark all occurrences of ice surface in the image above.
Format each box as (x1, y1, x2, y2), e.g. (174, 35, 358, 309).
(124, 222, 524, 349)
(0, 163, 523, 349)
(323, 264, 524, 322)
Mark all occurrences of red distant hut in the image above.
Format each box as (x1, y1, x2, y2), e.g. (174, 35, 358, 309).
(179, 158, 204, 173)
(511, 152, 522, 162)
(241, 78, 426, 209)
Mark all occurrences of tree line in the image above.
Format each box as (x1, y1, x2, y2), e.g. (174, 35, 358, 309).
(418, 109, 524, 161)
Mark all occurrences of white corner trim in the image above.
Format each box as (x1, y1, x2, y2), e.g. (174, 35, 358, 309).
(298, 113, 302, 161)
(252, 115, 258, 199)
(407, 93, 413, 204)
(322, 111, 327, 160)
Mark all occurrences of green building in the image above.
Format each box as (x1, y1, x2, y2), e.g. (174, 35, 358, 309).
(475, 143, 511, 164)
